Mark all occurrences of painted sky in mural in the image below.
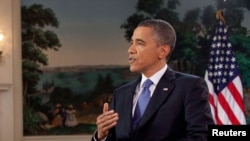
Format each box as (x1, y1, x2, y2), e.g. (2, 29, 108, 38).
(22, 0, 250, 67)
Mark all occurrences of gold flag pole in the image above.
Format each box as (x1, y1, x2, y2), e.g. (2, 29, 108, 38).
(216, 9, 226, 25)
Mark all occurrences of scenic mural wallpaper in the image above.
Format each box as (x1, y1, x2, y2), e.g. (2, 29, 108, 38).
(21, 0, 250, 136)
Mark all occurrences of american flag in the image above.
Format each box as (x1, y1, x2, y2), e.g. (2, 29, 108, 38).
(204, 19, 246, 125)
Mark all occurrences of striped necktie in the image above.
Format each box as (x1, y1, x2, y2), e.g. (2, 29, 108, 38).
(133, 79, 153, 128)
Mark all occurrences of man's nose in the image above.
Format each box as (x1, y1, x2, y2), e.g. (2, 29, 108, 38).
(128, 44, 135, 54)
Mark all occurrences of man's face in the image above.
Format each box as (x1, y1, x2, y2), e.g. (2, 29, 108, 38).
(128, 26, 167, 77)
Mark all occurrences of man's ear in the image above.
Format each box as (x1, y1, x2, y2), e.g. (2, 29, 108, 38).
(159, 45, 170, 59)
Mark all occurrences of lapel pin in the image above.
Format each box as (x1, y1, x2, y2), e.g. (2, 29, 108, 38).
(163, 88, 168, 91)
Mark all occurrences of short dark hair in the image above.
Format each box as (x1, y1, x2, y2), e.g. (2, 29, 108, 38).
(138, 19, 176, 60)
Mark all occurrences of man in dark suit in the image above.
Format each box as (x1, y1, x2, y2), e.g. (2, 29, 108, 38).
(91, 19, 214, 141)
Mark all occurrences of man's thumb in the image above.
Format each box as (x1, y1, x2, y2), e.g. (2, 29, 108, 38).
(103, 103, 109, 113)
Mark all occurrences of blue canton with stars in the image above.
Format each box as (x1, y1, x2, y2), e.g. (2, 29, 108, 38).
(206, 20, 240, 94)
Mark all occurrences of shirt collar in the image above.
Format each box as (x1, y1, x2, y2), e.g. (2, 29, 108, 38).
(140, 64, 168, 87)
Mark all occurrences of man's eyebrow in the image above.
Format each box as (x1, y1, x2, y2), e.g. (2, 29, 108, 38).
(134, 38, 145, 43)
(130, 38, 145, 44)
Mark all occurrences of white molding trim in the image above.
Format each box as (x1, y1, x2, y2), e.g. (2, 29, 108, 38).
(23, 135, 92, 141)
(0, 83, 11, 92)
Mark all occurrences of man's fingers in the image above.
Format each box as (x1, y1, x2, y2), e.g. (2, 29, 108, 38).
(103, 102, 109, 113)
(96, 110, 118, 125)
(97, 113, 119, 130)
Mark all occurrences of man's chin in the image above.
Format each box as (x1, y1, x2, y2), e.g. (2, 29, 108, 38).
(129, 66, 139, 73)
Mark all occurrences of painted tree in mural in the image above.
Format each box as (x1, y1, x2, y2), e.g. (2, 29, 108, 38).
(21, 4, 61, 135)
(22, 4, 61, 98)
(121, 0, 250, 87)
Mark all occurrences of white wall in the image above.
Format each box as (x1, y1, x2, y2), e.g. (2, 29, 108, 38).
(0, 0, 91, 141)
(0, 0, 21, 141)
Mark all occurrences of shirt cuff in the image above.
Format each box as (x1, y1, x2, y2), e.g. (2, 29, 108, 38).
(93, 130, 107, 141)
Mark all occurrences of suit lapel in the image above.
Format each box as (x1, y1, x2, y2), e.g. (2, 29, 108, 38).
(121, 78, 141, 131)
(137, 68, 176, 128)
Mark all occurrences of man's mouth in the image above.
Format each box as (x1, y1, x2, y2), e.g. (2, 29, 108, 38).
(129, 57, 136, 64)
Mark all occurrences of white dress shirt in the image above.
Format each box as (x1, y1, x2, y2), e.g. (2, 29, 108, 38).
(132, 64, 168, 117)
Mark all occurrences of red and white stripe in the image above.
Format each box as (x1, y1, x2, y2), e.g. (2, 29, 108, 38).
(205, 71, 246, 125)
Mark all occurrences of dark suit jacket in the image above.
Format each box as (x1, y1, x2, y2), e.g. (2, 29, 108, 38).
(92, 67, 214, 141)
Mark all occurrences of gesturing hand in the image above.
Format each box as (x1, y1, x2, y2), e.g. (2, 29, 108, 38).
(96, 103, 119, 140)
